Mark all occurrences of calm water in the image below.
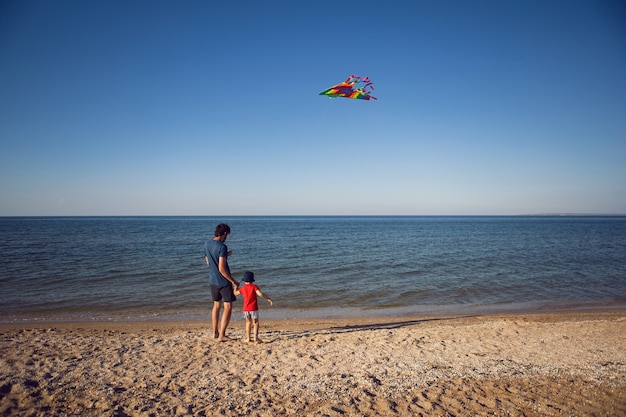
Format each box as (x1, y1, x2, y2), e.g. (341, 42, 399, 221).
(1, 216, 625, 323)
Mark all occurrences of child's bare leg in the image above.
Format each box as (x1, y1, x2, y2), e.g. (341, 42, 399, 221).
(253, 319, 259, 342)
(245, 317, 253, 343)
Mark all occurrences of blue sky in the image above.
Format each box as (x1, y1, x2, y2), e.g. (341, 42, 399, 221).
(1, 0, 625, 215)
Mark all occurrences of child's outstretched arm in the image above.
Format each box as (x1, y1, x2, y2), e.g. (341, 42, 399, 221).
(256, 289, 273, 306)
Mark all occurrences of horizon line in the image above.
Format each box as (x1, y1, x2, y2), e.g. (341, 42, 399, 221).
(1, 213, 625, 218)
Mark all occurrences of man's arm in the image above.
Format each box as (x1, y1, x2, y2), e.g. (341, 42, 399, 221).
(218, 256, 239, 289)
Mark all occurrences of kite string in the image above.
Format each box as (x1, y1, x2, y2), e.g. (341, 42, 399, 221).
(317, 97, 333, 128)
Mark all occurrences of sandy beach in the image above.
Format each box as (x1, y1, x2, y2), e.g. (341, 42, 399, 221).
(1, 310, 624, 416)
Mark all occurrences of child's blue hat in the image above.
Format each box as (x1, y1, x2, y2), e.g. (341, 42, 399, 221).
(242, 271, 255, 282)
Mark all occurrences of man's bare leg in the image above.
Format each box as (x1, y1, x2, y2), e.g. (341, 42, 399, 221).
(212, 301, 222, 338)
(218, 301, 233, 342)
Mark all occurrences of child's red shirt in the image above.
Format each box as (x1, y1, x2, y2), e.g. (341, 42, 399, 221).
(239, 283, 259, 312)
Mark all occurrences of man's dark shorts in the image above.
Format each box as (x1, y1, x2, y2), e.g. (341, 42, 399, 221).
(211, 284, 236, 303)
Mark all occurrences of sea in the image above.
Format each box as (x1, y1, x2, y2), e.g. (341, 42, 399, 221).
(1, 216, 625, 323)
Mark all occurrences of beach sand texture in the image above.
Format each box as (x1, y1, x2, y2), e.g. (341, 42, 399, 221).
(1, 310, 624, 416)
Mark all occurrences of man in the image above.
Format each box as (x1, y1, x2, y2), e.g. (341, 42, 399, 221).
(204, 223, 239, 342)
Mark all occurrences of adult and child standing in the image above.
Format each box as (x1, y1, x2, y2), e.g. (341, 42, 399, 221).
(204, 223, 273, 343)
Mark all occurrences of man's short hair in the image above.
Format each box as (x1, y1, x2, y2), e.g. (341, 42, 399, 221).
(214, 223, 231, 237)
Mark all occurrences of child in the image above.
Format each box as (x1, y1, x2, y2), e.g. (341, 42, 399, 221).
(233, 271, 273, 343)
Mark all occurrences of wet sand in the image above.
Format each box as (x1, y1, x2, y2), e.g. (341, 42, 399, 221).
(1, 310, 625, 416)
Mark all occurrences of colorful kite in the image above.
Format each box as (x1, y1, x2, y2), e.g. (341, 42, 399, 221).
(319, 75, 377, 100)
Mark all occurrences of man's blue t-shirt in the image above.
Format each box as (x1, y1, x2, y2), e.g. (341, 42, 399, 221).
(204, 239, 230, 287)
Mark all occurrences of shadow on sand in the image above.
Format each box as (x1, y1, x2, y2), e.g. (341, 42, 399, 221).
(270, 316, 476, 341)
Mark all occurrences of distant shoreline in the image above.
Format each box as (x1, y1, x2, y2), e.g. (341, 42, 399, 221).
(3, 305, 625, 328)
(2, 213, 626, 218)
